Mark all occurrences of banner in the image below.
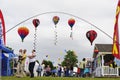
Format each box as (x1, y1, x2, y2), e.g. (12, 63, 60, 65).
(112, 0, 120, 59)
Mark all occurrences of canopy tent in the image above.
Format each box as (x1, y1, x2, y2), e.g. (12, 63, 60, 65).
(0, 45, 13, 53)
(0, 43, 15, 76)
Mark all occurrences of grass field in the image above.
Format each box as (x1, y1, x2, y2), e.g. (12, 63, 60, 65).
(1, 76, 120, 80)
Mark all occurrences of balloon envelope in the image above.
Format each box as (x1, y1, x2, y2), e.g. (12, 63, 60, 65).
(86, 30, 97, 45)
(32, 19, 40, 28)
(53, 16, 60, 25)
(94, 49, 99, 53)
(18, 27, 29, 42)
(68, 18, 75, 30)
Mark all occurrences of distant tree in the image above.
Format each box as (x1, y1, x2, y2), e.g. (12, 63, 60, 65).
(42, 60, 54, 69)
(61, 50, 78, 68)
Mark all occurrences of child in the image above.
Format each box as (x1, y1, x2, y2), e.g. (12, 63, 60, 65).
(36, 64, 42, 76)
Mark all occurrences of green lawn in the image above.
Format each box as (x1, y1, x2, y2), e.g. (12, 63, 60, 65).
(1, 76, 120, 80)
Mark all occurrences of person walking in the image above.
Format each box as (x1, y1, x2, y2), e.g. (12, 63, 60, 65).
(45, 65, 51, 76)
(28, 49, 36, 78)
(36, 64, 42, 77)
(41, 63, 45, 76)
(79, 58, 86, 77)
(21, 49, 27, 77)
(16, 49, 27, 77)
(57, 64, 62, 77)
(16, 49, 23, 77)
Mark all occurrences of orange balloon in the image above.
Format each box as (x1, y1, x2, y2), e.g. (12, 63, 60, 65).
(18, 27, 29, 42)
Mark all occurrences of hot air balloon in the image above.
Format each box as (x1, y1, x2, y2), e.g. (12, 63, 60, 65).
(86, 30, 97, 45)
(68, 18, 75, 39)
(68, 18, 75, 30)
(53, 16, 60, 26)
(18, 27, 29, 42)
(32, 19, 40, 28)
(94, 49, 99, 54)
(52, 16, 60, 45)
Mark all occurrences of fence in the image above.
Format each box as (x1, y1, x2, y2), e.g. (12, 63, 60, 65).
(94, 66, 119, 77)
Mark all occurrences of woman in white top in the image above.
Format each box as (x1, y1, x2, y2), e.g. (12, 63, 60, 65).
(28, 49, 36, 78)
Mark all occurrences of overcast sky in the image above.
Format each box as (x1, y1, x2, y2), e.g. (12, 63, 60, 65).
(0, 0, 118, 65)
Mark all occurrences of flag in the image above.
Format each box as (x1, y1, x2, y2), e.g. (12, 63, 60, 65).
(112, 0, 120, 59)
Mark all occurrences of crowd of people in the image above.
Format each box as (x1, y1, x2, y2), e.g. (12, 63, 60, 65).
(12, 49, 118, 78)
(34, 58, 91, 77)
(12, 50, 92, 78)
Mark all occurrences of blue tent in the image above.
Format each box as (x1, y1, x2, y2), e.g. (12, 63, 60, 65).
(0, 45, 13, 53)
(0, 44, 15, 76)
